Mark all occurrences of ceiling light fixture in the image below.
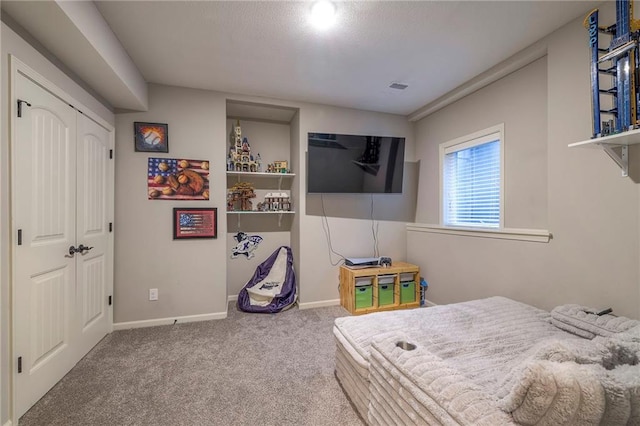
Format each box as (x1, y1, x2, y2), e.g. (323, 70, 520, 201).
(310, 0, 337, 30)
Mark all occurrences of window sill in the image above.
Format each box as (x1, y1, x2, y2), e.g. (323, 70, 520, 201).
(406, 223, 551, 243)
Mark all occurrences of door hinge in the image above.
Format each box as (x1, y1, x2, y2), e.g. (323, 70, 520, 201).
(109, 222, 113, 232)
(17, 99, 32, 118)
(108, 295, 112, 306)
(17, 229, 22, 246)
(18, 356, 22, 373)
(109, 149, 113, 159)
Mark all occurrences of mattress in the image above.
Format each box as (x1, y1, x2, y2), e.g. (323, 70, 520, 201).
(335, 340, 369, 419)
(334, 307, 417, 419)
(333, 296, 589, 424)
(368, 336, 516, 426)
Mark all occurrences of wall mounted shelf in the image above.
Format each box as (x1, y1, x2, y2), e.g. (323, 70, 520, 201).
(227, 171, 295, 189)
(226, 171, 295, 226)
(227, 210, 294, 227)
(227, 171, 295, 178)
(568, 129, 640, 177)
(226, 211, 295, 214)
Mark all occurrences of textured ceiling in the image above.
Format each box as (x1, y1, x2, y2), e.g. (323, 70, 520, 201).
(11, 0, 601, 116)
(94, 1, 600, 115)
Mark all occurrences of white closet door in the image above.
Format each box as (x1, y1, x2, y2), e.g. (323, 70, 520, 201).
(14, 73, 78, 417)
(13, 73, 113, 418)
(75, 113, 111, 357)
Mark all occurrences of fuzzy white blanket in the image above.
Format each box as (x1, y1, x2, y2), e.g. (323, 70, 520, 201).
(334, 297, 640, 425)
(550, 304, 639, 339)
(335, 297, 586, 394)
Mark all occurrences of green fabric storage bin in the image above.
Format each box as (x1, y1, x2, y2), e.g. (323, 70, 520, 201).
(400, 281, 416, 304)
(378, 283, 393, 306)
(378, 284, 394, 306)
(355, 285, 373, 309)
(378, 275, 395, 306)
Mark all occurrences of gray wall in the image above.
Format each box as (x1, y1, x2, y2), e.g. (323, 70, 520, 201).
(409, 7, 640, 319)
(290, 112, 302, 291)
(297, 105, 415, 306)
(114, 84, 228, 323)
(1, 21, 115, 425)
(113, 86, 416, 319)
(415, 56, 548, 228)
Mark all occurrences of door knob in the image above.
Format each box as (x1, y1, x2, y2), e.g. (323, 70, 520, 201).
(68, 244, 94, 255)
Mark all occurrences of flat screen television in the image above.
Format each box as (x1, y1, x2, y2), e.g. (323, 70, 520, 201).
(307, 132, 405, 194)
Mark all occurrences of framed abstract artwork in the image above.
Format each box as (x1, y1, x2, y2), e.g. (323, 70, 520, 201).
(134, 122, 169, 152)
(173, 208, 217, 239)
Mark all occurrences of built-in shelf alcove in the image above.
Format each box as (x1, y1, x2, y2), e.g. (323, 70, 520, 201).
(225, 99, 301, 299)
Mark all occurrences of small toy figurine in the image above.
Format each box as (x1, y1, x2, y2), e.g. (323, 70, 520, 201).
(226, 192, 235, 211)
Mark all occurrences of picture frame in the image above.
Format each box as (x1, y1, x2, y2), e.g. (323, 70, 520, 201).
(173, 207, 217, 239)
(148, 157, 210, 200)
(134, 122, 169, 153)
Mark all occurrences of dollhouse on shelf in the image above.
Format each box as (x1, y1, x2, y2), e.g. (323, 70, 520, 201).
(227, 120, 262, 173)
(267, 160, 289, 174)
(257, 192, 292, 212)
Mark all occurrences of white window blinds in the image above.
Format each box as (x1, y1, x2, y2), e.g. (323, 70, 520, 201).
(443, 132, 501, 228)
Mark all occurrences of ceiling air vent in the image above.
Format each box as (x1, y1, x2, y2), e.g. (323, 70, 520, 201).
(389, 83, 408, 90)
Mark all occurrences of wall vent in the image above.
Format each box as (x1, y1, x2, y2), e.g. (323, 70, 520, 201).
(389, 83, 408, 90)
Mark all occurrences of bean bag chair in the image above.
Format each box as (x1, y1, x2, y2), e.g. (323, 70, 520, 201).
(237, 246, 297, 313)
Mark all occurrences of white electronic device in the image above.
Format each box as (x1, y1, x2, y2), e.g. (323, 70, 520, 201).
(344, 257, 392, 268)
(345, 257, 381, 267)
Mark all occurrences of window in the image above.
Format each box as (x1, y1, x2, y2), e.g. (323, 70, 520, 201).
(440, 124, 504, 228)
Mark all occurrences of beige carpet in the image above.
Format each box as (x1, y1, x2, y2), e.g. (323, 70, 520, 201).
(20, 303, 364, 426)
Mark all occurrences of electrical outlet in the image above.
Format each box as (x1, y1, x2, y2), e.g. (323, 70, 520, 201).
(149, 288, 158, 301)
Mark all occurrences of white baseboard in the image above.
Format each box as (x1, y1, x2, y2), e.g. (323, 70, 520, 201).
(298, 299, 341, 310)
(424, 298, 438, 307)
(4, 419, 13, 426)
(229, 295, 339, 310)
(113, 312, 227, 330)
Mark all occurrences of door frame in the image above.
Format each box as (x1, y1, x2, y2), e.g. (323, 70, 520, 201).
(9, 55, 115, 424)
